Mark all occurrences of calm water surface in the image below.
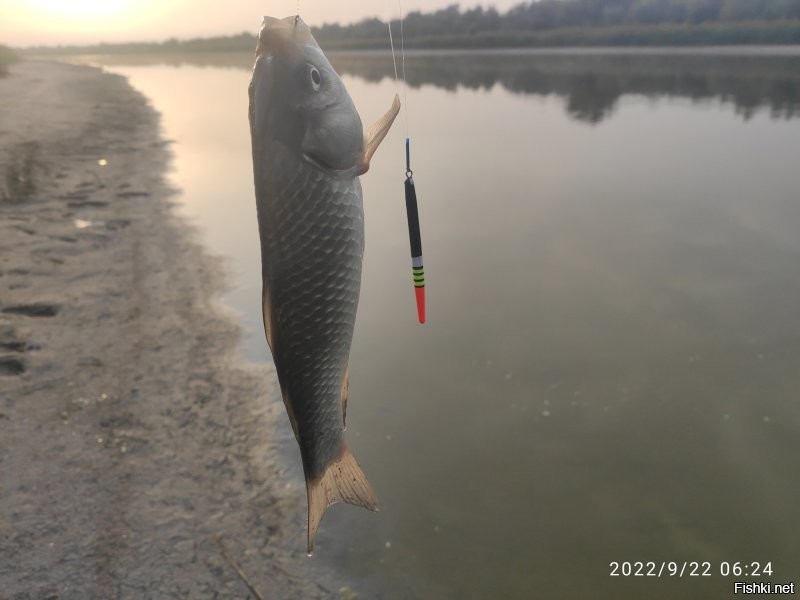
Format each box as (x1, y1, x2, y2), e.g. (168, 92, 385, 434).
(79, 49, 800, 598)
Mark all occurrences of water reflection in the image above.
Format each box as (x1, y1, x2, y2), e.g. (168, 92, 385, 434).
(80, 48, 800, 123)
(332, 50, 800, 123)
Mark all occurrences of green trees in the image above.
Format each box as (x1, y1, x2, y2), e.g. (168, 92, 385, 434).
(311, 0, 800, 48)
(17, 0, 800, 54)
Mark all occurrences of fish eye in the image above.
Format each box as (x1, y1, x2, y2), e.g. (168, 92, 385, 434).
(309, 66, 321, 91)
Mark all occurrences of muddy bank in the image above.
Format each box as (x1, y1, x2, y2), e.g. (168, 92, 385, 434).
(0, 60, 344, 599)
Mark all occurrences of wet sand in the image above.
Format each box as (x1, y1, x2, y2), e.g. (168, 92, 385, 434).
(0, 61, 337, 598)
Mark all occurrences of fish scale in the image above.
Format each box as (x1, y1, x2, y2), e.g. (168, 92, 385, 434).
(258, 143, 363, 475)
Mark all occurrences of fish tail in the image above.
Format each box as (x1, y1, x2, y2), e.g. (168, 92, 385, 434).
(306, 443, 378, 554)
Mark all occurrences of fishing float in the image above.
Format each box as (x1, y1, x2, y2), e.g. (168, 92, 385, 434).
(387, 2, 426, 324)
(404, 138, 425, 323)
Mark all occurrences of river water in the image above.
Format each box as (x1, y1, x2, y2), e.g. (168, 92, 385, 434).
(77, 48, 800, 599)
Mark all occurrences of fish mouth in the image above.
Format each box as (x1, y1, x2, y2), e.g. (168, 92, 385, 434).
(256, 16, 313, 57)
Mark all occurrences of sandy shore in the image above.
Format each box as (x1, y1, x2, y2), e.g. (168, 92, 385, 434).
(0, 61, 341, 598)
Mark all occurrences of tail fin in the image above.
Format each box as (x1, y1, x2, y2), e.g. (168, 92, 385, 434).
(306, 443, 378, 554)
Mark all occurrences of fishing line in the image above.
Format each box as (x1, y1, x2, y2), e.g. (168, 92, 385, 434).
(386, 0, 425, 324)
(398, 0, 410, 138)
(385, 0, 409, 136)
(385, 0, 400, 83)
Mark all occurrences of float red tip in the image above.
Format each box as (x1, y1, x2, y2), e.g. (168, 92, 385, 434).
(414, 286, 426, 324)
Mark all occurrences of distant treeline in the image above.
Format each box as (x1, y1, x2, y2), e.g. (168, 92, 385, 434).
(0, 45, 18, 76)
(22, 33, 256, 56)
(19, 0, 800, 54)
(316, 0, 800, 48)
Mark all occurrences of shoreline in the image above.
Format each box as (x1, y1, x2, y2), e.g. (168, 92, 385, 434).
(0, 60, 340, 598)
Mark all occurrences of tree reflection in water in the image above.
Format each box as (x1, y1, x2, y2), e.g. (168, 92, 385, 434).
(74, 48, 800, 123)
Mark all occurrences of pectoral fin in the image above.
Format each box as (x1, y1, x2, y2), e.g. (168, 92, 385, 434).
(261, 281, 275, 353)
(262, 283, 299, 441)
(358, 94, 401, 175)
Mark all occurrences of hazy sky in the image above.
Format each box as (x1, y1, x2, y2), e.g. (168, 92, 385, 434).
(0, 0, 520, 47)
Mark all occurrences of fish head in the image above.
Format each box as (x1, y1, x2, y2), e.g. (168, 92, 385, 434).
(250, 16, 364, 174)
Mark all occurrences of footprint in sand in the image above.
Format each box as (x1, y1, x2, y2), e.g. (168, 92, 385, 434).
(0, 356, 25, 376)
(68, 200, 108, 209)
(1, 303, 60, 317)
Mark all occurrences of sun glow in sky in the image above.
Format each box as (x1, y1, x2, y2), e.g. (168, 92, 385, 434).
(0, 0, 519, 47)
(25, 0, 135, 17)
(2, 0, 177, 45)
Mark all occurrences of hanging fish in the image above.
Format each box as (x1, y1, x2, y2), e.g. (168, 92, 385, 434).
(248, 15, 400, 554)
